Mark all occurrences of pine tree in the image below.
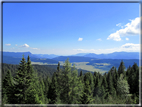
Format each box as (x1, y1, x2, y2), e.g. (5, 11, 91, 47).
(94, 74, 104, 99)
(2, 69, 14, 104)
(59, 58, 72, 103)
(101, 76, 108, 99)
(117, 74, 130, 99)
(68, 64, 83, 104)
(13, 55, 41, 104)
(80, 70, 83, 77)
(57, 62, 60, 72)
(13, 55, 28, 103)
(118, 60, 125, 76)
(107, 71, 115, 96)
(48, 72, 61, 104)
(81, 79, 94, 104)
(44, 75, 50, 100)
(113, 67, 118, 90)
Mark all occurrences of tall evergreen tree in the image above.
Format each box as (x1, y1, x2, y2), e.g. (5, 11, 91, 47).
(2, 69, 14, 104)
(107, 71, 116, 96)
(81, 79, 94, 104)
(68, 64, 83, 104)
(113, 67, 119, 90)
(48, 72, 61, 104)
(80, 70, 83, 77)
(59, 58, 72, 103)
(13, 55, 41, 104)
(117, 74, 130, 99)
(101, 76, 108, 99)
(118, 60, 125, 76)
(13, 55, 28, 103)
(57, 62, 60, 72)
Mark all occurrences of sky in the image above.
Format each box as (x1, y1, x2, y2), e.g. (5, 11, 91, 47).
(3, 3, 140, 55)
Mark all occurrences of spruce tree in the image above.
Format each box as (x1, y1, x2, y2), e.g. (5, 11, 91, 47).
(48, 72, 61, 104)
(101, 76, 108, 99)
(68, 64, 83, 104)
(107, 71, 115, 96)
(81, 79, 94, 104)
(13, 55, 41, 104)
(117, 74, 130, 99)
(118, 60, 125, 76)
(2, 69, 14, 104)
(57, 62, 60, 72)
(13, 55, 28, 103)
(59, 58, 72, 103)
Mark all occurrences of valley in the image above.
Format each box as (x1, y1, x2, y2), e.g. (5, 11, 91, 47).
(2, 51, 140, 75)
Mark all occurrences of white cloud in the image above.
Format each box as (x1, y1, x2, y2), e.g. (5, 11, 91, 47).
(97, 38, 102, 41)
(15, 44, 17, 46)
(72, 43, 140, 54)
(78, 38, 83, 41)
(5, 44, 11, 46)
(107, 17, 140, 41)
(121, 43, 140, 49)
(73, 49, 85, 51)
(22, 44, 29, 48)
(126, 38, 129, 41)
(116, 23, 123, 28)
(32, 48, 40, 50)
(107, 31, 121, 41)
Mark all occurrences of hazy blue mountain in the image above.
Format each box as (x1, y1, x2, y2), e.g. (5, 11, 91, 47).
(2, 51, 58, 59)
(52, 56, 96, 62)
(71, 53, 89, 56)
(3, 55, 58, 65)
(3, 51, 38, 58)
(84, 52, 139, 59)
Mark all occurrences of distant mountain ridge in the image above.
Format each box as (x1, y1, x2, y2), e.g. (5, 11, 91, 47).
(83, 52, 139, 59)
(2, 51, 139, 72)
(2, 51, 58, 59)
(2, 51, 139, 59)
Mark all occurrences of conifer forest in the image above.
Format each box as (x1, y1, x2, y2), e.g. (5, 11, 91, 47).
(2, 55, 140, 106)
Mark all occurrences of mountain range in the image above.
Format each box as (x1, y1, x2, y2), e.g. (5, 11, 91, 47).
(2, 51, 139, 59)
(2, 51, 140, 72)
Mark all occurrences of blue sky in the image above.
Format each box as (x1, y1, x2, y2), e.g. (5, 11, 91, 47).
(3, 3, 140, 55)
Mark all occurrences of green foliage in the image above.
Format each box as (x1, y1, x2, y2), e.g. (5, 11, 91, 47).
(2, 69, 14, 104)
(2, 56, 139, 104)
(118, 60, 125, 75)
(117, 74, 130, 99)
(81, 79, 94, 104)
(12, 55, 43, 104)
(48, 72, 61, 104)
(107, 71, 116, 96)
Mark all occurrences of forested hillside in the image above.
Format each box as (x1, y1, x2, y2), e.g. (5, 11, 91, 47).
(2, 63, 93, 79)
(2, 56, 140, 105)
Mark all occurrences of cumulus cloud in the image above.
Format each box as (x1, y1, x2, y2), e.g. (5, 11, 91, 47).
(15, 44, 17, 46)
(78, 38, 83, 41)
(5, 44, 11, 46)
(121, 43, 140, 49)
(126, 38, 129, 41)
(73, 43, 140, 54)
(107, 17, 140, 41)
(22, 44, 29, 48)
(107, 31, 121, 41)
(97, 38, 102, 41)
